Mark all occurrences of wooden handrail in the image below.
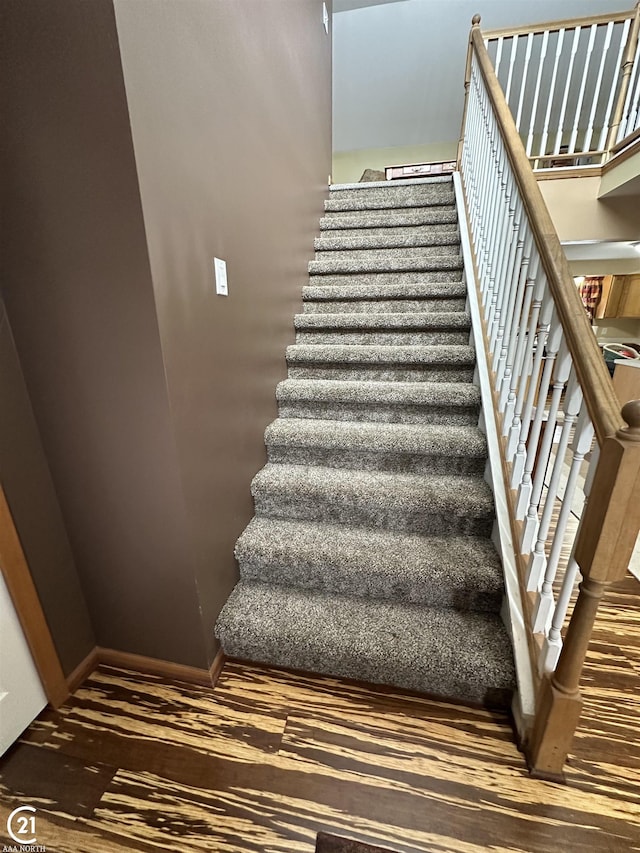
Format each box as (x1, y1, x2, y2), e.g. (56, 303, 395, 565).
(610, 124, 640, 154)
(483, 8, 633, 40)
(470, 26, 624, 446)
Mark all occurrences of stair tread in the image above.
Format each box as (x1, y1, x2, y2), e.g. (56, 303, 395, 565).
(302, 282, 466, 300)
(324, 187, 455, 213)
(252, 463, 494, 516)
(237, 516, 504, 609)
(314, 231, 459, 251)
(264, 418, 487, 457)
(237, 517, 502, 582)
(287, 343, 475, 365)
(216, 581, 515, 704)
(294, 312, 469, 330)
(276, 378, 481, 406)
(320, 209, 458, 230)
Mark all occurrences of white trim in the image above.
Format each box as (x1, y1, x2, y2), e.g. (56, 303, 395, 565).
(453, 171, 536, 736)
(329, 176, 452, 191)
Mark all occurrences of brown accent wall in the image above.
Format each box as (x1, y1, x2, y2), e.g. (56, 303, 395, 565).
(113, 0, 333, 662)
(0, 301, 95, 676)
(2, 0, 332, 670)
(1, 0, 206, 668)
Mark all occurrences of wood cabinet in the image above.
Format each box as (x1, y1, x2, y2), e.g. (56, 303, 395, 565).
(595, 274, 640, 319)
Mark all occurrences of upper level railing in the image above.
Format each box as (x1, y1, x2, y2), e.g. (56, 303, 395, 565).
(458, 15, 640, 779)
(483, 4, 640, 168)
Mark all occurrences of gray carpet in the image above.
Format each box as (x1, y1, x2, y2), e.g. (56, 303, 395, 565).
(215, 177, 515, 706)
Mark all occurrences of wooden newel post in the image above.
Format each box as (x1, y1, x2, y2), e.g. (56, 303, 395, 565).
(528, 400, 640, 779)
(606, 2, 640, 153)
(458, 14, 482, 167)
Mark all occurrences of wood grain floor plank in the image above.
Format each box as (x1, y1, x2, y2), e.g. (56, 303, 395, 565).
(1, 568, 638, 853)
(0, 742, 114, 818)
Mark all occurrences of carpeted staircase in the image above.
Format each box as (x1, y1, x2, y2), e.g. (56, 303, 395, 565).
(215, 176, 515, 706)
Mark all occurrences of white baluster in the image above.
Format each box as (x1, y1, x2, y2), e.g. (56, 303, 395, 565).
(516, 310, 562, 518)
(499, 244, 537, 412)
(539, 445, 600, 673)
(507, 267, 547, 460)
(553, 27, 581, 154)
(493, 228, 532, 382)
(526, 30, 549, 157)
(532, 404, 594, 634)
(538, 27, 565, 156)
(520, 339, 571, 558)
(494, 37, 504, 79)
(526, 369, 580, 593)
(515, 33, 534, 133)
(539, 29, 565, 157)
(568, 25, 598, 154)
(505, 35, 518, 104)
(511, 286, 553, 488)
(489, 174, 519, 352)
(486, 147, 509, 336)
(583, 22, 614, 152)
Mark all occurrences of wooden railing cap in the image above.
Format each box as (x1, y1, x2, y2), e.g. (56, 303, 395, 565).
(619, 399, 640, 440)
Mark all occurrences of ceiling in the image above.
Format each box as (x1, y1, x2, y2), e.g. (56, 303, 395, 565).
(332, 0, 631, 153)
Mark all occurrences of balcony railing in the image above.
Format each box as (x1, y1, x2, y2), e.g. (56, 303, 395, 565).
(483, 4, 640, 169)
(457, 15, 640, 779)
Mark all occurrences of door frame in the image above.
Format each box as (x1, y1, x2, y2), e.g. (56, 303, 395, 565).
(0, 486, 68, 708)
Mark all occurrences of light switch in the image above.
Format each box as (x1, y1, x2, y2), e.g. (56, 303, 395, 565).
(214, 257, 228, 296)
(323, 3, 329, 34)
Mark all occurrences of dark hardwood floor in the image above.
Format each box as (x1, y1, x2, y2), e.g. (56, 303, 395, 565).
(1, 574, 639, 852)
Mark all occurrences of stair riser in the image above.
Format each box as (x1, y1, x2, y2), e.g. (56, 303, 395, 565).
(321, 211, 458, 229)
(253, 494, 493, 537)
(325, 199, 455, 214)
(220, 642, 510, 707)
(329, 180, 451, 201)
(266, 446, 485, 476)
(295, 330, 469, 345)
(277, 401, 480, 425)
(314, 245, 460, 261)
(319, 225, 460, 242)
(302, 298, 467, 314)
(288, 365, 475, 382)
(237, 558, 502, 612)
(308, 272, 462, 288)
(219, 639, 510, 707)
(325, 192, 455, 213)
(216, 580, 514, 707)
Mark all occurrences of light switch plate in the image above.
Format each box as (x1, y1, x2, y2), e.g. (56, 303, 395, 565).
(214, 257, 228, 296)
(323, 3, 329, 34)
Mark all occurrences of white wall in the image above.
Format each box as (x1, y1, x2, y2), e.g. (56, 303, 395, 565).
(333, 0, 631, 156)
